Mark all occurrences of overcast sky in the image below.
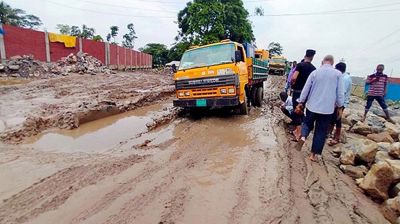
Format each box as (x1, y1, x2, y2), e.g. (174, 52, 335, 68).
(7, 0, 400, 77)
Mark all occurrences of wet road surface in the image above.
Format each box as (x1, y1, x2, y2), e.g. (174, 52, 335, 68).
(0, 77, 389, 224)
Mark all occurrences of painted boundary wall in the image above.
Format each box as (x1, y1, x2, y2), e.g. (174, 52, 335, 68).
(0, 24, 152, 69)
(364, 77, 400, 101)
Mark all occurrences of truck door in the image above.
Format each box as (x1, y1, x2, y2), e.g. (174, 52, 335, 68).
(236, 45, 248, 103)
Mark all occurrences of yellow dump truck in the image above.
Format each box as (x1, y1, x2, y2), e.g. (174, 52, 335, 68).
(173, 40, 269, 115)
(268, 56, 287, 76)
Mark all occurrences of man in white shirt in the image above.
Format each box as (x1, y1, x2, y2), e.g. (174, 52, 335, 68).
(279, 91, 293, 121)
(296, 55, 345, 162)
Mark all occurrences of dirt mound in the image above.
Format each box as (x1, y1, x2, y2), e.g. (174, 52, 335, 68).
(55, 52, 112, 75)
(0, 53, 113, 78)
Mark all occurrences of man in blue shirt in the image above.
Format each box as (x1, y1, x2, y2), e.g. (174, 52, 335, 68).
(296, 55, 345, 162)
(328, 62, 352, 146)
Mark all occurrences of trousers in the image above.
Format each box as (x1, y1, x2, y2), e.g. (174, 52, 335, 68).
(301, 109, 331, 155)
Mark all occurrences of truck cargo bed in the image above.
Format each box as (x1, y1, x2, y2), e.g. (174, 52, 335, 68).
(252, 58, 269, 80)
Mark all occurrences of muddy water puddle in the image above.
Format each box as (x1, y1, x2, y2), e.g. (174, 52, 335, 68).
(25, 103, 170, 153)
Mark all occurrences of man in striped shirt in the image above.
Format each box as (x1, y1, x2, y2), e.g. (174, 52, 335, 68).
(362, 64, 394, 123)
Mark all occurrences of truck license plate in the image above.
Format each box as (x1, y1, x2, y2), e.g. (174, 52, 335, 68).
(196, 99, 207, 107)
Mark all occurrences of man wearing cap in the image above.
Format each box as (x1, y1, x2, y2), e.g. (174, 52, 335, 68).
(290, 49, 316, 140)
(296, 55, 345, 162)
(362, 64, 394, 123)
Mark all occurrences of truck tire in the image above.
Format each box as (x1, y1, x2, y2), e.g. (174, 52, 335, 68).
(250, 87, 257, 106)
(238, 98, 249, 115)
(254, 87, 264, 107)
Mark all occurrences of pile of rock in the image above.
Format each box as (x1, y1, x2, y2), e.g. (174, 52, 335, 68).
(333, 113, 400, 223)
(56, 52, 112, 75)
(0, 53, 113, 78)
(0, 55, 47, 78)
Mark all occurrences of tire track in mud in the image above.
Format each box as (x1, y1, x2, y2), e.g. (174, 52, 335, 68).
(227, 154, 255, 224)
(0, 155, 147, 224)
(159, 187, 190, 224)
(99, 135, 211, 223)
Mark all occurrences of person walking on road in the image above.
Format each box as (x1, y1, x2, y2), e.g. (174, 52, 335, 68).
(284, 61, 297, 93)
(296, 55, 345, 162)
(362, 64, 394, 123)
(291, 50, 316, 141)
(328, 62, 352, 146)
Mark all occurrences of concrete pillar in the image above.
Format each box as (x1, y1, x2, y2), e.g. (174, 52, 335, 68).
(0, 24, 6, 63)
(134, 51, 137, 69)
(104, 42, 110, 66)
(79, 38, 83, 53)
(130, 50, 132, 70)
(44, 31, 51, 62)
(117, 46, 119, 69)
(124, 48, 127, 70)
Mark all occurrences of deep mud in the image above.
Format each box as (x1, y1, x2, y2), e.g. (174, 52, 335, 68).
(0, 76, 390, 224)
(0, 71, 174, 143)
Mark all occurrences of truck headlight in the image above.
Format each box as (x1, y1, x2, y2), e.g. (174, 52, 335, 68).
(228, 88, 235, 94)
(178, 92, 184, 97)
(220, 88, 227, 94)
(184, 91, 190, 96)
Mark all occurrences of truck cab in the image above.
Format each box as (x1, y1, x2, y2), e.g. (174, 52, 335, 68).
(173, 40, 268, 114)
(268, 56, 287, 76)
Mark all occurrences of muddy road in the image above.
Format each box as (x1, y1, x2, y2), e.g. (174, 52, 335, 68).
(0, 75, 389, 223)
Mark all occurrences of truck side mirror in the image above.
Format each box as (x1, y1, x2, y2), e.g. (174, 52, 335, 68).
(235, 50, 243, 62)
(171, 64, 177, 73)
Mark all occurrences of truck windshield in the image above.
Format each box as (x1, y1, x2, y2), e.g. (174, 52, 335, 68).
(270, 58, 286, 64)
(179, 43, 235, 70)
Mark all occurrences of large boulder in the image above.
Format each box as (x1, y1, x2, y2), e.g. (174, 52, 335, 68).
(389, 143, 400, 159)
(343, 114, 359, 127)
(385, 122, 400, 141)
(355, 139, 379, 164)
(378, 142, 392, 152)
(352, 122, 373, 136)
(340, 165, 368, 179)
(340, 149, 355, 165)
(381, 196, 400, 224)
(375, 151, 392, 164)
(359, 162, 394, 201)
(386, 159, 400, 182)
(390, 183, 400, 198)
(367, 132, 394, 143)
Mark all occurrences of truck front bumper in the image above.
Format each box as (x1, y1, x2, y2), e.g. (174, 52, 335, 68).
(173, 97, 240, 108)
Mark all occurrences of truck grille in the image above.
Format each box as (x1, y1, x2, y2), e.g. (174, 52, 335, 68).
(192, 88, 218, 96)
(175, 74, 238, 90)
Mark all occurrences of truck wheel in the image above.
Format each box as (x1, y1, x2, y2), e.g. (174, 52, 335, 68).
(250, 87, 257, 107)
(254, 87, 264, 107)
(238, 98, 249, 115)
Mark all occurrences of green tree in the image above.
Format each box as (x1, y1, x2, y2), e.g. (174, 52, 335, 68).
(70, 25, 81, 36)
(80, 24, 95, 39)
(268, 42, 283, 56)
(254, 6, 264, 16)
(92, 35, 103, 42)
(0, 1, 42, 29)
(107, 26, 119, 44)
(177, 0, 254, 45)
(122, 23, 138, 49)
(168, 41, 190, 61)
(56, 24, 71, 35)
(56, 24, 96, 39)
(140, 43, 169, 68)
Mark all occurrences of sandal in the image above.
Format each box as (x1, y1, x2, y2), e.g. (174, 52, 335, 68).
(309, 155, 318, 162)
(328, 138, 339, 146)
